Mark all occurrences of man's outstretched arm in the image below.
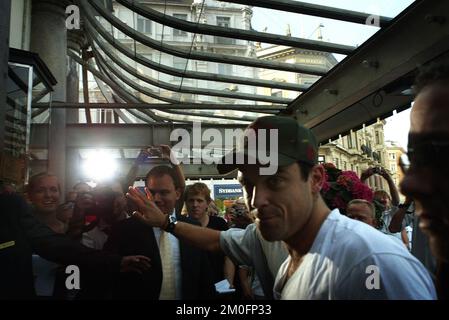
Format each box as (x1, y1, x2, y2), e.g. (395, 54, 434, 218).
(127, 186, 221, 252)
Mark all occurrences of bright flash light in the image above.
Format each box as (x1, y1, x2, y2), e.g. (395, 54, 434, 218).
(82, 150, 118, 182)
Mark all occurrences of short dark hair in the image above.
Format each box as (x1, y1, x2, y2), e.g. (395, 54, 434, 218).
(297, 161, 313, 181)
(145, 165, 180, 189)
(347, 199, 375, 218)
(414, 62, 449, 95)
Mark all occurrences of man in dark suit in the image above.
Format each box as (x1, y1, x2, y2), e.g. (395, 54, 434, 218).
(105, 166, 215, 300)
(0, 194, 151, 299)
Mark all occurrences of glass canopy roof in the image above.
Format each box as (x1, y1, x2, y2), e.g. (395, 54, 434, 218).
(58, 0, 416, 125)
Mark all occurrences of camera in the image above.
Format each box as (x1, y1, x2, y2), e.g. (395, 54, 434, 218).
(147, 147, 162, 157)
(233, 207, 246, 217)
(373, 167, 382, 174)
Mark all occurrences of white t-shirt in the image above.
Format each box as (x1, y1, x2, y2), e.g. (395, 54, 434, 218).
(273, 209, 436, 300)
(380, 207, 404, 242)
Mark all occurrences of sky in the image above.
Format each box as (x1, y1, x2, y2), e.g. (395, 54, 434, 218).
(384, 108, 411, 150)
(251, 0, 415, 46)
(251, 0, 415, 149)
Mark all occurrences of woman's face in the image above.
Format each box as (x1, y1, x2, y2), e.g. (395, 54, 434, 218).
(375, 193, 391, 209)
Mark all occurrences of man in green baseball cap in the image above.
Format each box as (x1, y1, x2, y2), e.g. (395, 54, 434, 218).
(217, 116, 318, 175)
(126, 115, 436, 300)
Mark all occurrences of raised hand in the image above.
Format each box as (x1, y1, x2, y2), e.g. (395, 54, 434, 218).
(157, 144, 179, 165)
(378, 167, 391, 180)
(360, 167, 375, 181)
(135, 148, 150, 165)
(126, 187, 167, 228)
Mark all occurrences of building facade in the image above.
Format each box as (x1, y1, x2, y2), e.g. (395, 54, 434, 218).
(385, 140, 406, 197)
(319, 121, 390, 190)
(256, 44, 389, 190)
(112, 0, 257, 102)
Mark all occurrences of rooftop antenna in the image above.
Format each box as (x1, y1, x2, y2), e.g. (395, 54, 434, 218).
(285, 23, 291, 37)
(317, 23, 324, 40)
(308, 23, 324, 40)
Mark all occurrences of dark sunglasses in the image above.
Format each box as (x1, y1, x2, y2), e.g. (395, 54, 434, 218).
(400, 139, 449, 174)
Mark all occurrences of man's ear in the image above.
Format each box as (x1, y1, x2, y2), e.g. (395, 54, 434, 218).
(175, 188, 181, 201)
(310, 165, 325, 194)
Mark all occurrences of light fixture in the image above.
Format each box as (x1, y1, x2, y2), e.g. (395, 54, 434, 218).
(82, 149, 118, 182)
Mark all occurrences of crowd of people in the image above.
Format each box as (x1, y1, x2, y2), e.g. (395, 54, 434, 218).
(0, 62, 448, 300)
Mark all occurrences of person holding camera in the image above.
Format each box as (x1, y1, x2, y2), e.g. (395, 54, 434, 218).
(228, 198, 254, 229)
(124, 144, 186, 216)
(105, 166, 215, 300)
(0, 191, 151, 299)
(361, 166, 410, 247)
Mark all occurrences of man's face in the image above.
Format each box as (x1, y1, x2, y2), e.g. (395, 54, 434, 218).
(400, 83, 449, 262)
(347, 203, 376, 227)
(146, 174, 180, 215)
(29, 176, 60, 213)
(240, 162, 321, 242)
(186, 193, 209, 220)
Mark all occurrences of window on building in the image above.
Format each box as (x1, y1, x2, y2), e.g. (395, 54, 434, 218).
(375, 131, 380, 145)
(335, 158, 339, 168)
(137, 16, 152, 34)
(347, 135, 353, 149)
(391, 164, 397, 172)
(218, 63, 232, 75)
(215, 17, 235, 44)
(351, 164, 354, 172)
(343, 161, 347, 171)
(173, 56, 188, 70)
(271, 89, 282, 98)
(318, 155, 325, 164)
(389, 153, 396, 160)
(173, 14, 188, 37)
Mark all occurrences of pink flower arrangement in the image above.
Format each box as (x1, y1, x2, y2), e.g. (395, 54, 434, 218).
(321, 164, 374, 214)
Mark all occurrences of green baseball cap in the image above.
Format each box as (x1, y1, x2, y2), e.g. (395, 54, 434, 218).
(217, 116, 318, 174)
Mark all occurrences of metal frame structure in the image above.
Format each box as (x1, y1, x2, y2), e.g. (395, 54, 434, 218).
(114, 0, 356, 54)
(22, 0, 449, 182)
(44, 0, 368, 125)
(27, 0, 447, 130)
(218, 0, 392, 27)
(289, 0, 449, 142)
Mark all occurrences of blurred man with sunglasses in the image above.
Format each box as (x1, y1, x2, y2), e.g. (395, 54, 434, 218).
(400, 62, 449, 299)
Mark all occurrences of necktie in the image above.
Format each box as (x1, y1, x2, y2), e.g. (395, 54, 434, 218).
(158, 230, 176, 300)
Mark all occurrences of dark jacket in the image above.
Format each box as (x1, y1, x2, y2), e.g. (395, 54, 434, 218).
(104, 215, 215, 300)
(0, 194, 122, 299)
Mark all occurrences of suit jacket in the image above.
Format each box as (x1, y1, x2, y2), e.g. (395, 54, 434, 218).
(0, 194, 122, 299)
(104, 215, 215, 300)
